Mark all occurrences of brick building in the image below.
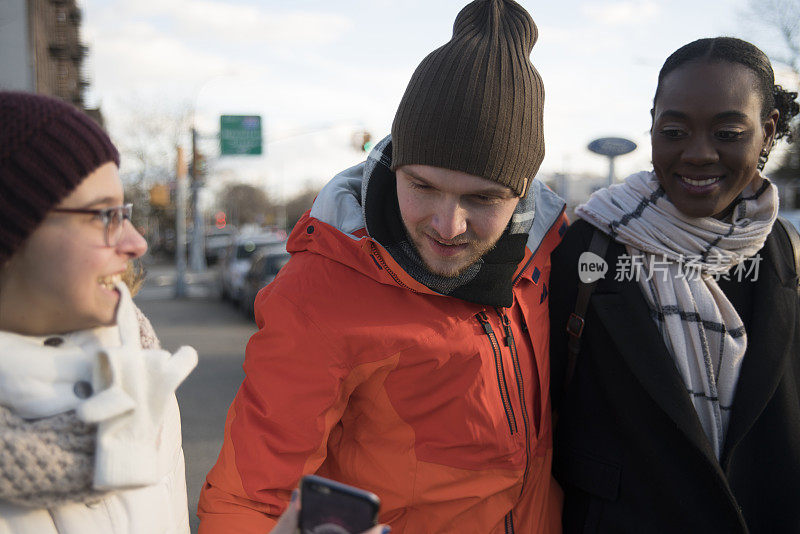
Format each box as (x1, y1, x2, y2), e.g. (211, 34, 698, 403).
(0, 0, 102, 123)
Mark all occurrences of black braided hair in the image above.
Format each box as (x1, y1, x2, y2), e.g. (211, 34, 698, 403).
(653, 37, 799, 158)
(773, 84, 800, 143)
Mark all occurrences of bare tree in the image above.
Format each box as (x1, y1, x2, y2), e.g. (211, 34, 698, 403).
(743, 0, 800, 201)
(747, 0, 800, 75)
(284, 186, 319, 232)
(219, 183, 272, 227)
(107, 98, 193, 255)
(111, 99, 193, 186)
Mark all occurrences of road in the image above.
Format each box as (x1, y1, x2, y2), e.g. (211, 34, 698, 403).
(134, 261, 256, 533)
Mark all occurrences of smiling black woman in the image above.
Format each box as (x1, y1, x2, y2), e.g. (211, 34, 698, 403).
(549, 37, 800, 533)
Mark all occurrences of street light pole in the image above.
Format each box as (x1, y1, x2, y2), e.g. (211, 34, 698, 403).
(588, 137, 637, 189)
(175, 145, 188, 297)
(607, 155, 616, 187)
(189, 127, 207, 272)
(186, 73, 236, 273)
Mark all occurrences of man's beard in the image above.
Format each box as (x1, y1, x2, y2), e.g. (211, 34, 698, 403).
(404, 226, 500, 278)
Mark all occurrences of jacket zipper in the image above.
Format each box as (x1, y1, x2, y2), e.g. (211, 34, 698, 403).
(505, 510, 515, 533)
(497, 307, 532, 493)
(477, 311, 517, 434)
(369, 242, 417, 292)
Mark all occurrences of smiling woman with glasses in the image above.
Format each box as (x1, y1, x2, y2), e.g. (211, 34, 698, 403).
(0, 92, 197, 534)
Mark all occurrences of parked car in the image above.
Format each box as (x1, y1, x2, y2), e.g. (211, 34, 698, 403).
(239, 247, 291, 318)
(219, 232, 285, 303)
(205, 227, 236, 265)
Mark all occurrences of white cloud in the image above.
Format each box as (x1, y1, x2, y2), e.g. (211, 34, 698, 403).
(774, 63, 800, 88)
(580, 1, 660, 25)
(86, 22, 230, 88)
(81, 0, 355, 108)
(177, 4, 353, 45)
(91, 0, 353, 46)
(76, 0, 754, 202)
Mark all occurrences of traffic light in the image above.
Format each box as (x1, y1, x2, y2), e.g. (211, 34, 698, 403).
(215, 211, 226, 229)
(149, 184, 171, 207)
(352, 130, 372, 152)
(191, 152, 207, 180)
(191, 127, 208, 181)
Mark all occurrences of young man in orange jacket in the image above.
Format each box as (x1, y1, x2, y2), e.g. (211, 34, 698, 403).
(198, 1, 567, 532)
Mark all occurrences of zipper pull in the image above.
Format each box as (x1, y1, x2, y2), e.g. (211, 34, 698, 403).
(476, 311, 493, 334)
(496, 308, 513, 346)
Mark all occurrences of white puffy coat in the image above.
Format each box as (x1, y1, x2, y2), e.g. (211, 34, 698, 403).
(0, 284, 196, 534)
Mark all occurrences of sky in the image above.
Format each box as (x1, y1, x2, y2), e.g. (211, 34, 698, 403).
(78, 0, 798, 205)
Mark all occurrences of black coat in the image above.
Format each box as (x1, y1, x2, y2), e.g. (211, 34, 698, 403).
(549, 219, 800, 534)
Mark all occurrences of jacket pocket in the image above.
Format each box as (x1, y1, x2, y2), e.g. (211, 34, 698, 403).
(557, 447, 620, 501)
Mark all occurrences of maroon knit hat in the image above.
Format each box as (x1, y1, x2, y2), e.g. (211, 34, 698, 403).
(0, 91, 119, 263)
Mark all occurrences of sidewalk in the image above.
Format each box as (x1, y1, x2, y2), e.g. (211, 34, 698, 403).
(137, 259, 220, 301)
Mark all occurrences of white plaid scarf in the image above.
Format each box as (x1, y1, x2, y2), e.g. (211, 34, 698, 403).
(576, 171, 778, 459)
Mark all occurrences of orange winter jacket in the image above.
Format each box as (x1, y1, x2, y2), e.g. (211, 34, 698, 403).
(199, 159, 567, 534)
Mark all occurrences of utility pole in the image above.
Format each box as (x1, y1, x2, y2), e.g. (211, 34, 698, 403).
(175, 145, 188, 297)
(190, 127, 207, 272)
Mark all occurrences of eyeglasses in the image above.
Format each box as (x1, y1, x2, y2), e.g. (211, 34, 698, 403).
(52, 203, 133, 247)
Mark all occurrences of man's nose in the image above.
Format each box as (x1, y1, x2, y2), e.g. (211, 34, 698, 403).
(430, 200, 467, 241)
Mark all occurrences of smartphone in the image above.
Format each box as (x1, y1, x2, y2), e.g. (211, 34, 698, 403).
(299, 475, 380, 534)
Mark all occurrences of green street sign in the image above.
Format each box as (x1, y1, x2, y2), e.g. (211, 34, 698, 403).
(220, 115, 263, 156)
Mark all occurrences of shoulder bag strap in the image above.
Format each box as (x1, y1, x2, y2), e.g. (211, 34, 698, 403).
(564, 229, 610, 391)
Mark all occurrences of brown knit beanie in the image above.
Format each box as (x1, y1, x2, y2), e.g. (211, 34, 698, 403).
(391, 0, 544, 196)
(0, 91, 119, 263)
